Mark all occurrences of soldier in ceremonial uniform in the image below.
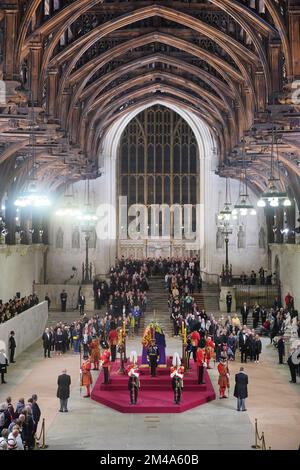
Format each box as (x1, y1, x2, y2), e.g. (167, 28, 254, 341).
(196, 346, 206, 384)
(100, 342, 111, 384)
(80, 353, 93, 397)
(90, 336, 101, 370)
(217, 357, 230, 399)
(127, 351, 140, 405)
(147, 339, 160, 377)
(170, 352, 184, 404)
(205, 336, 215, 369)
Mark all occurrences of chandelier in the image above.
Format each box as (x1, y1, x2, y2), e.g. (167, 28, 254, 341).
(233, 140, 256, 217)
(217, 177, 233, 223)
(14, 100, 51, 208)
(55, 181, 82, 217)
(257, 127, 291, 208)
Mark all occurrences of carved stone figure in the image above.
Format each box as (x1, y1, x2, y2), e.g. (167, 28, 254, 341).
(216, 227, 224, 249)
(237, 226, 246, 249)
(56, 227, 64, 249)
(259, 226, 266, 249)
(72, 228, 80, 249)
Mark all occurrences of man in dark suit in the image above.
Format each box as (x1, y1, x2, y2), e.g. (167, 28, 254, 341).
(8, 331, 16, 363)
(241, 303, 249, 326)
(42, 328, 52, 358)
(57, 369, 71, 412)
(226, 292, 232, 313)
(277, 335, 285, 364)
(234, 367, 248, 411)
(78, 293, 86, 315)
(60, 290, 67, 312)
(239, 330, 250, 363)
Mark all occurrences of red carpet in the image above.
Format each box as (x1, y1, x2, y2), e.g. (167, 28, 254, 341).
(91, 357, 216, 413)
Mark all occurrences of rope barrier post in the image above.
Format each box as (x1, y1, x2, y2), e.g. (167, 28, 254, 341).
(251, 418, 261, 449)
(41, 418, 48, 449)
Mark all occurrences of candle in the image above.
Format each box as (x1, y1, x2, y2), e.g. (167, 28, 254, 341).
(123, 321, 126, 336)
(182, 321, 184, 335)
(184, 328, 187, 345)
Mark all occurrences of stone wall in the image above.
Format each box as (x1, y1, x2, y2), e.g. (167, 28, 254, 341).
(269, 244, 300, 310)
(34, 284, 82, 310)
(0, 301, 48, 357)
(0, 244, 46, 302)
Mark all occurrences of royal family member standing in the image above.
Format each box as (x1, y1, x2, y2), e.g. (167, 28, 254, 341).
(127, 351, 140, 405)
(57, 369, 71, 412)
(8, 331, 16, 363)
(234, 367, 248, 411)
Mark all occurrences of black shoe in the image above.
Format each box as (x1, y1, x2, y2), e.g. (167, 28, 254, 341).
(11, 361, 16, 363)
(83, 395, 90, 398)
(64, 410, 68, 412)
(2, 381, 7, 384)
(289, 380, 296, 383)
(59, 409, 63, 412)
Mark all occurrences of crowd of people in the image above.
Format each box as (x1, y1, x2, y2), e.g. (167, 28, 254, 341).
(0, 294, 39, 324)
(238, 267, 278, 286)
(0, 395, 41, 450)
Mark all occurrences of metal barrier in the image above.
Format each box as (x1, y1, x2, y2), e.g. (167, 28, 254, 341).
(251, 418, 271, 450)
(235, 284, 281, 308)
(34, 418, 48, 450)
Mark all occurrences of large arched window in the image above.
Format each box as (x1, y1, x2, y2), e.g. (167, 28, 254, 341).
(118, 105, 199, 237)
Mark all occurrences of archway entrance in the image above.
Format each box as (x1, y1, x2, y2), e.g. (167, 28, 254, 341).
(117, 105, 199, 259)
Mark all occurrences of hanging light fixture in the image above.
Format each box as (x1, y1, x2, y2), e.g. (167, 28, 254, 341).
(218, 177, 233, 223)
(14, 98, 52, 208)
(77, 178, 98, 227)
(257, 126, 291, 208)
(55, 181, 82, 217)
(234, 140, 256, 216)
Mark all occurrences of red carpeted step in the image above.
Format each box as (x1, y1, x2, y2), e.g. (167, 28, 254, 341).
(90, 358, 216, 413)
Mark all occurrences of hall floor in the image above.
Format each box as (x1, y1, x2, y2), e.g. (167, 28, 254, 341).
(0, 318, 299, 450)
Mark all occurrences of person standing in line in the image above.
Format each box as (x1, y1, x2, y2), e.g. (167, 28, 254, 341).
(287, 347, 299, 384)
(147, 339, 160, 377)
(31, 394, 41, 435)
(108, 322, 118, 362)
(170, 353, 184, 405)
(57, 369, 71, 412)
(196, 346, 206, 385)
(45, 293, 51, 310)
(78, 293, 86, 315)
(100, 343, 111, 385)
(217, 357, 230, 399)
(226, 292, 232, 314)
(8, 332, 16, 364)
(254, 335, 262, 363)
(127, 351, 140, 405)
(42, 328, 52, 358)
(80, 354, 93, 397)
(0, 350, 8, 384)
(241, 302, 249, 326)
(60, 290, 67, 312)
(234, 367, 248, 411)
(277, 335, 285, 364)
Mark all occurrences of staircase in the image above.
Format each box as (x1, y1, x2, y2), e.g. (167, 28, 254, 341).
(145, 276, 173, 336)
(193, 284, 220, 312)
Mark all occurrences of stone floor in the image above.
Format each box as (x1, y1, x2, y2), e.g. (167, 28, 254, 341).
(0, 313, 299, 450)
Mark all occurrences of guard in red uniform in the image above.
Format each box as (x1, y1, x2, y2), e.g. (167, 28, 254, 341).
(170, 352, 184, 404)
(100, 342, 111, 384)
(108, 322, 119, 362)
(196, 346, 206, 384)
(89, 336, 101, 370)
(191, 330, 200, 362)
(205, 336, 215, 369)
(127, 351, 140, 405)
(80, 354, 93, 397)
(217, 357, 230, 399)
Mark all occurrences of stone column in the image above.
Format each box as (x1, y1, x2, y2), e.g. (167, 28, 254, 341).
(60, 88, 71, 129)
(3, 8, 18, 80)
(28, 37, 43, 105)
(4, 192, 16, 245)
(269, 40, 282, 95)
(46, 68, 59, 117)
(288, 2, 300, 80)
(71, 104, 81, 144)
(254, 69, 267, 112)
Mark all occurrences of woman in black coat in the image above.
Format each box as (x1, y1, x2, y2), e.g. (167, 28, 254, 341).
(254, 334, 262, 363)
